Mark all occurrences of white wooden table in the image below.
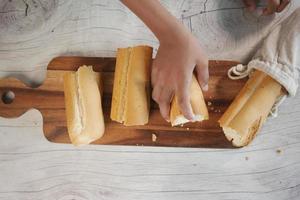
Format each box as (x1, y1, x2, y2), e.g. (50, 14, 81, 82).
(0, 1, 299, 199)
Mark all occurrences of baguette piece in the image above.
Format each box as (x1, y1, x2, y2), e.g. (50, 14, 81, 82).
(219, 70, 283, 147)
(63, 65, 105, 146)
(110, 45, 153, 126)
(170, 75, 209, 126)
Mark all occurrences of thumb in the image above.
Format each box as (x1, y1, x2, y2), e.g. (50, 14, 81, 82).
(195, 58, 209, 91)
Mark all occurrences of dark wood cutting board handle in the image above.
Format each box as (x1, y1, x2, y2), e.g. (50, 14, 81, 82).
(0, 57, 116, 118)
(0, 77, 47, 118)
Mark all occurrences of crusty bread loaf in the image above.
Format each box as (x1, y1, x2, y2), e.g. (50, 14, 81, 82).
(63, 65, 105, 145)
(219, 70, 284, 147)
(110, 45, 153, 126)
(170, 75, 209, 126)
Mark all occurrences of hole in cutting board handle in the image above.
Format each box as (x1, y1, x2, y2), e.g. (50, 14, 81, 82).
(2, 91, 15, 104)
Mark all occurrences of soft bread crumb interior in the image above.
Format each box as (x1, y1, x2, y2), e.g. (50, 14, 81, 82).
(73, 135, 94, 146)
(222, 127, 244, 147)
(74, 70, 84, 135)
(171, 114, 205, 127)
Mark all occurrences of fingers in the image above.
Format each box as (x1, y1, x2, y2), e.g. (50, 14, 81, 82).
(152, 86, 173, 121)
(151, 59, 172, 121)
(277, 0, 290, 12)
(152, 75, 194, 121)
(263, 0, 289, 15)
(263, 0, 279, 15)
(176, 80, 195, 121)
(196, 58, 209, 91)
(243, 0, 290, 15)
(243, 0, 257, 11)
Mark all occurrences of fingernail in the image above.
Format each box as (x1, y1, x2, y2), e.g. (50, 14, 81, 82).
(203, 84, 209, 91)
(189, 114, 196, 122)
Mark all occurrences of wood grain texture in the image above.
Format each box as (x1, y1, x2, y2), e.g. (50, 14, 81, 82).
(0, 0, 300, 199)
(0, 57, 245, 148)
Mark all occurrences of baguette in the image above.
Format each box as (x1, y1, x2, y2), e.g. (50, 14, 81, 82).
(170, 75, 209, 126)
(63, 65, 105, 145)
(110, 45, 153, 126)
(219, 70, 283, 147)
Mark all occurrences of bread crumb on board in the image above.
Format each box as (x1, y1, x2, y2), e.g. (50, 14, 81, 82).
(186, 127, 190, 130)
(152, 133, 157, 142)
(207, 101, 212, 106)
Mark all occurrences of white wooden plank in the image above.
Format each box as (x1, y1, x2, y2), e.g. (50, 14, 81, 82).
(0, 0, 300, 199)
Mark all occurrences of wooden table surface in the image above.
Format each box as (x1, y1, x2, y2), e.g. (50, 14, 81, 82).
(0, 0, 299, 199)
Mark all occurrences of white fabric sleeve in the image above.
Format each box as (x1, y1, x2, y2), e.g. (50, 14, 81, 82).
(248, 8, 300, 97)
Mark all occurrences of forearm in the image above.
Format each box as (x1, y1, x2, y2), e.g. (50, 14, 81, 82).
(121, 0, 188, 42)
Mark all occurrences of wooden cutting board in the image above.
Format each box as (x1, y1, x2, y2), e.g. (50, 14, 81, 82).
(0, 57, 246, 148)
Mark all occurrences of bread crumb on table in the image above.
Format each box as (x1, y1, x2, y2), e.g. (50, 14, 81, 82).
(276, 149, 282, 154)
(245, 156, 249, 161)
(152, 133, 157, 142)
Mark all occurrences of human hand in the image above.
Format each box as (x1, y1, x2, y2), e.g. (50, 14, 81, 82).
(243, 0, 291, 15)
(151, 29, 209, 122)
(121, 0, 209, 121)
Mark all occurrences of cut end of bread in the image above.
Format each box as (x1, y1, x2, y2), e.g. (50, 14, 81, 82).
(64, 65, 105, 146)
(219, 70, 283, 147)
(71, 135, 98, 146)
(222, 127, 245, 147)
(71, 135, 99, 146)
(170, 75, 209, 127)
(171, 114, 206, 127)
